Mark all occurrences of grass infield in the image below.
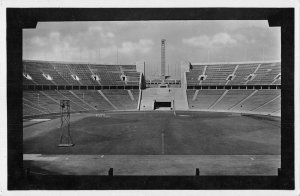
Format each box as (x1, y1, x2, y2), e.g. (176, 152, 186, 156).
(23, 111, 280, 155)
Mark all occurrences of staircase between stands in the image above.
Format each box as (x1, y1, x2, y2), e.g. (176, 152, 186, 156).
(139, 88, 188, 111)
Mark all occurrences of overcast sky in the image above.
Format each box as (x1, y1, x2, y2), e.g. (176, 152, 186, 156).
(23, 21, 280, 79)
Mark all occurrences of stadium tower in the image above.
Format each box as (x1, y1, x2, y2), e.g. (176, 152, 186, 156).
(161, 39, 166, 82)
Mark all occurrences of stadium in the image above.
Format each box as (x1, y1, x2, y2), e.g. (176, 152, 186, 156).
(3, 5, 296, 190)
(22, 44, 281, 176)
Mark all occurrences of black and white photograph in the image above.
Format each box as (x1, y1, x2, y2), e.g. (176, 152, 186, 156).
(2, 1, 299, 195)
(22, 20, 282, 175)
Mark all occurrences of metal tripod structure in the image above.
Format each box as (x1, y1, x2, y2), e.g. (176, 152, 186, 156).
(58, 100, 74, 147)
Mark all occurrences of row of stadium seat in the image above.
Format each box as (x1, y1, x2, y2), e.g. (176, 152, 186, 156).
(24, 61, 280, 87)
(23, 60, 141, 86)
(187, 89, 280, 115)
(23, 89, 280, 117)
(186, 62, 281, 86)
(23, 89, 140, 117)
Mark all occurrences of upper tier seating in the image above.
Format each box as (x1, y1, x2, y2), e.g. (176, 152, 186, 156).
(68, 64, 99, 86)
(23, 61, 56, 85)
(227, 64, 257, 85)
(52, 63, 81, 85)
(201, 64, 236, 85)
(23, 60, 141, 86)
(187, 62, 281, 86)
(247, 62, 281, 85)
(186, 65, 205, 85)
(89, 64, 125, 86)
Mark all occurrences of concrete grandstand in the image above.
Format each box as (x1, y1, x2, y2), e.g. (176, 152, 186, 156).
(23, 60, 281, 117)
(22, 39, 281, 176)
(22, 52, 281, 177)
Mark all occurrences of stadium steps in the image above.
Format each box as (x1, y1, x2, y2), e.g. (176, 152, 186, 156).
(52, 63, 80, 85)
(72, 90, 114, 111)
(87, 64, 102, 85)
(69, 90, 97, 111)
(233, 90, 280, 112)
(137, 90, 142, 110)
(55, 90, 89, 111)
(39, 91, 77, 113)
(251, 94, 281, 112)
(23, 97, 51, 113)
(187, 90, 226, 109)
(187, 62, 281, 86)
(59, 90, 93, 111)
(208, 90, 229, 109)
(34, 92, 60, 113)
(140, 88, 189, 110)
(140, 88, 172, 110)
(173, 88, 189, 110)
(140, 88, 159, 110)
(97, 90, 118, 110)
(211, 90, 255, 110)
(127, 90, 135, 101)
(229, 90, 258, 110)
(23, 103, 47, 116)
(192, 90, 199, 101)
(101, 90, 138, 110)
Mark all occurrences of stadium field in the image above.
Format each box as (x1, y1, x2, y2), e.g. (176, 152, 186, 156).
(23, 111, 280, 175)
(24, 111, 280, 155)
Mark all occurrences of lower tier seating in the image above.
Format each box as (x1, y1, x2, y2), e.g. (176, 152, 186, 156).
(101, 89, 139, 110)
(23, 89, 140, 117)
(187, 89, 281, 115)
(23, 89, 280, 117)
